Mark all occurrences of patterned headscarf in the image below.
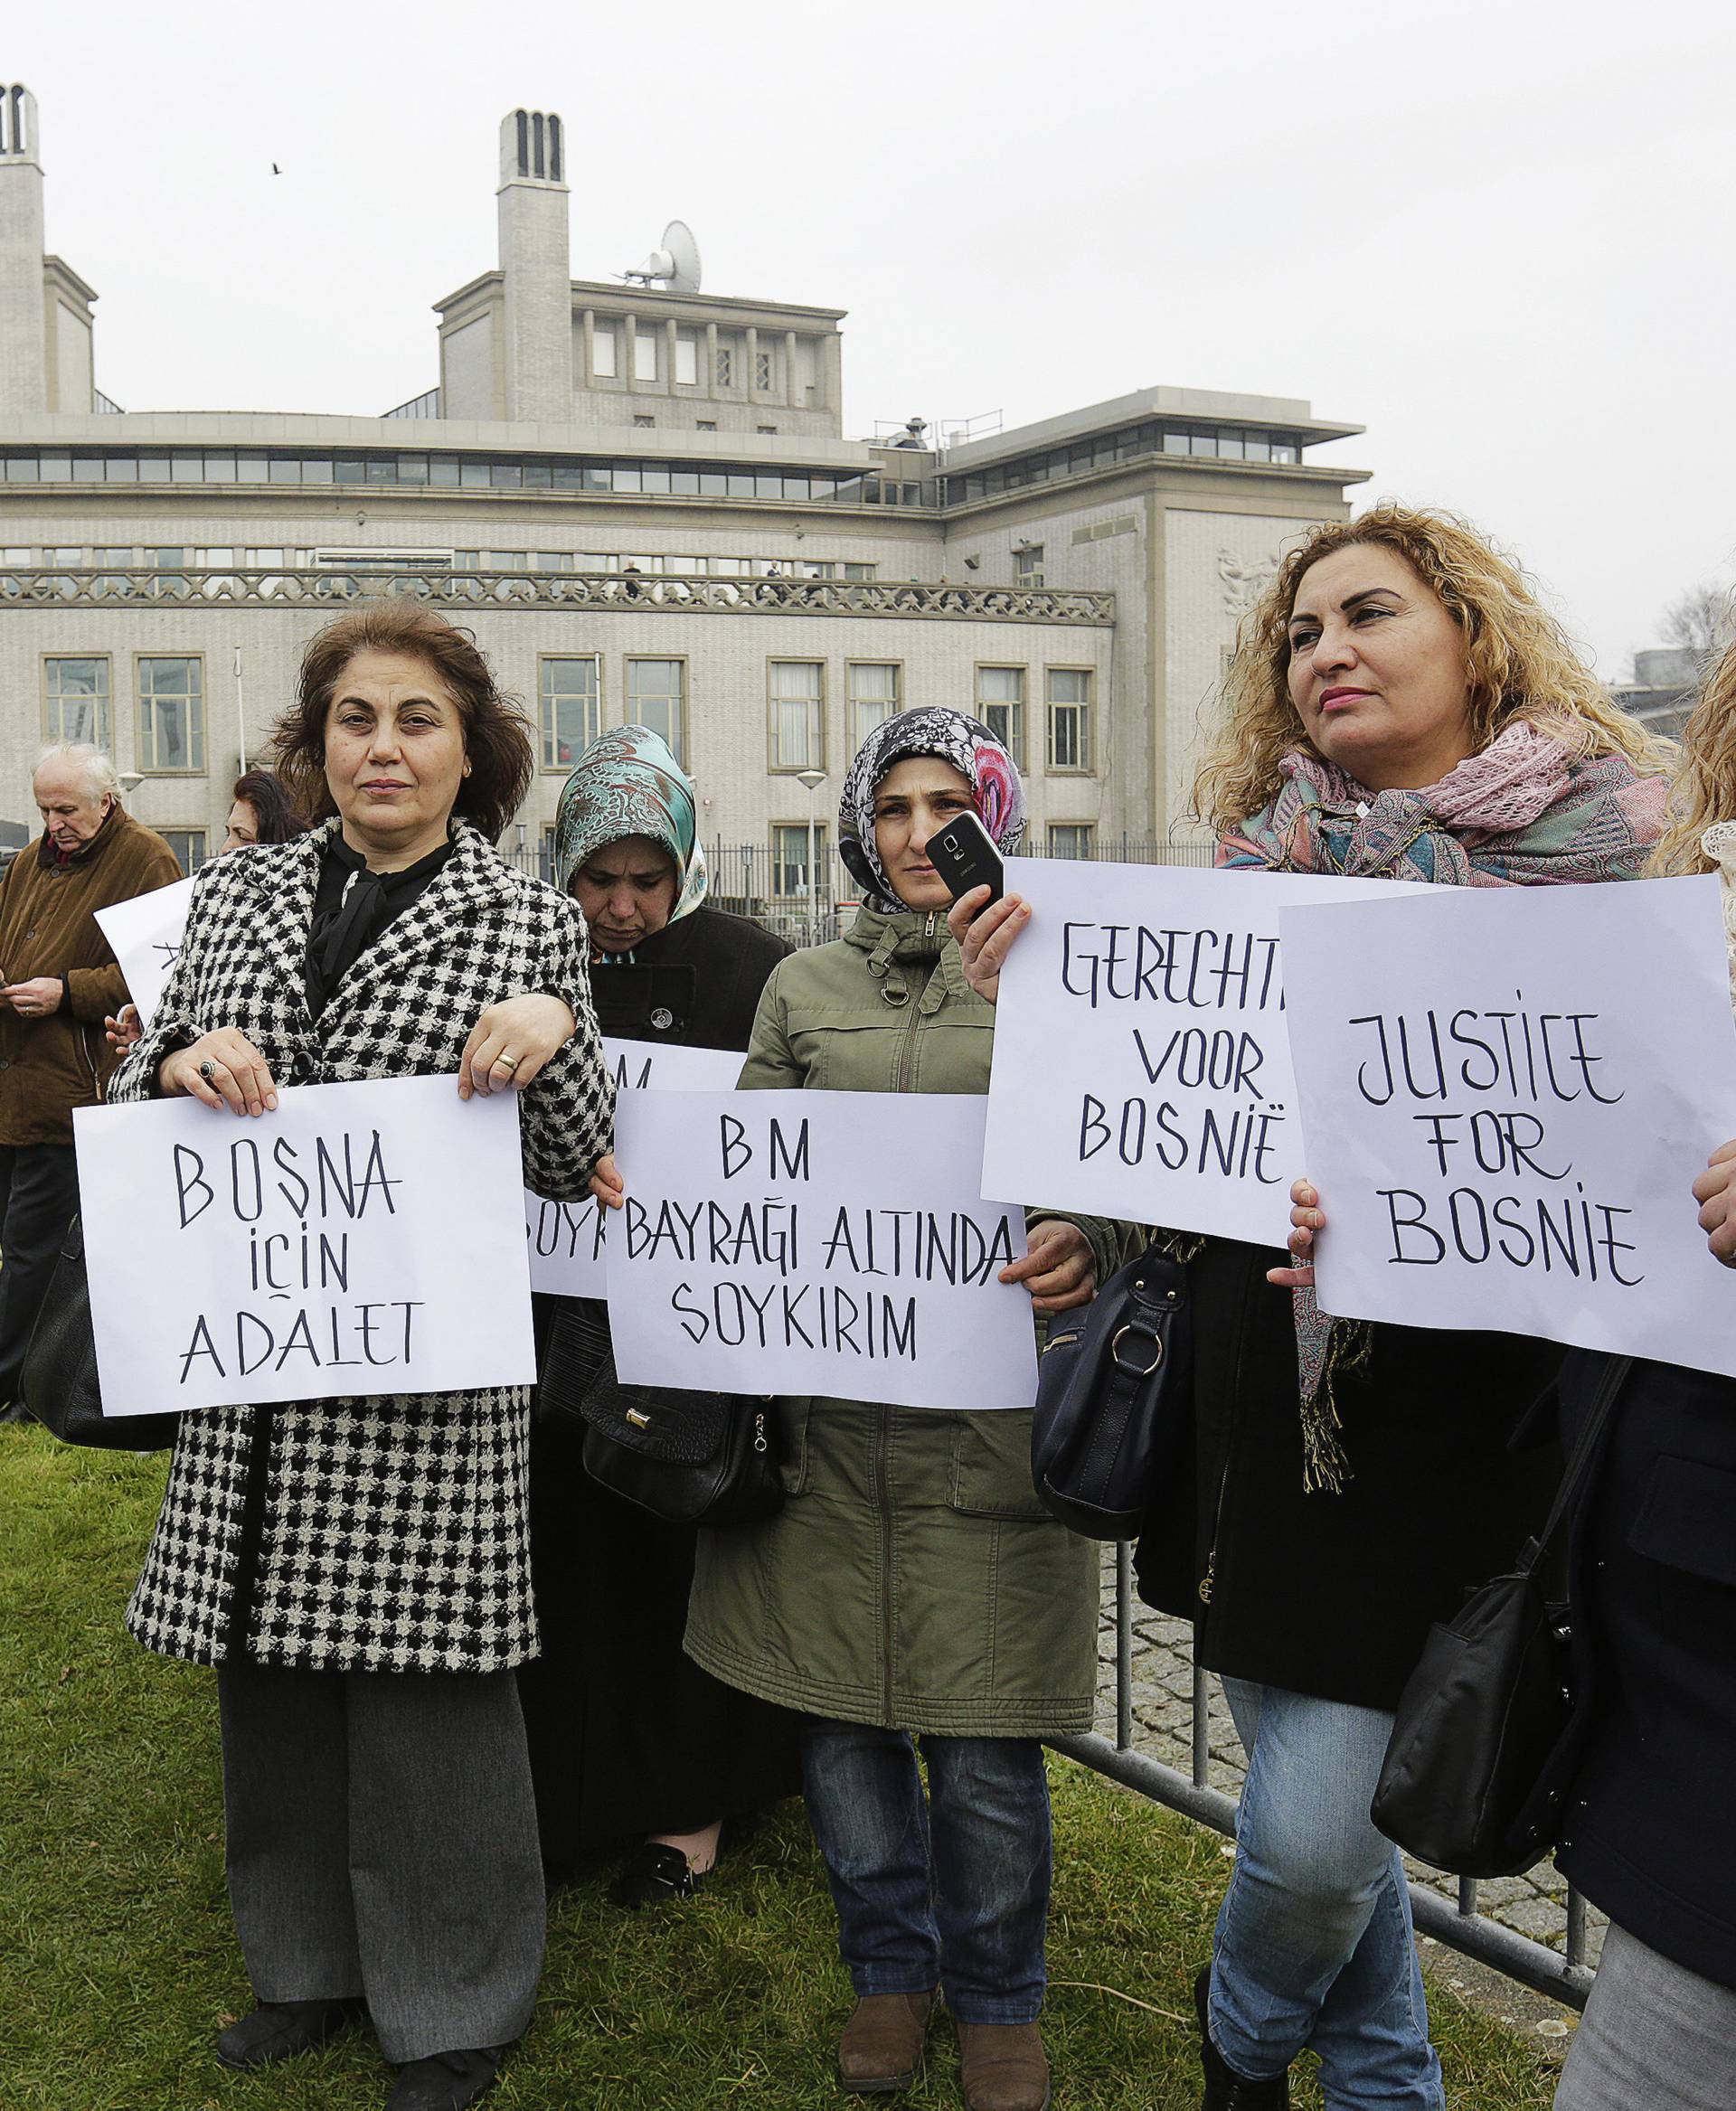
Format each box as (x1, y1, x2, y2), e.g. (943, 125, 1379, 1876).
(552, 724, 708, 931)
(838, 706, 1026, 912)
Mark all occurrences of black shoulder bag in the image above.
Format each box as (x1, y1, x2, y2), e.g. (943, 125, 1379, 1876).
(1371, 1352, 1633, 1878)
(21, 1215, 182, 1452)
(539, 1299, 783, 1530)
(1029, 1245, 1192, 1539)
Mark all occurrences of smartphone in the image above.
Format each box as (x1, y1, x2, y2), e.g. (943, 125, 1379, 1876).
(928, 808, 1005, 909)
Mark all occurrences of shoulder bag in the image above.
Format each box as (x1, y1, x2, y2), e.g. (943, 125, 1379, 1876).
(1030, 1244, 1192, 1539)
(21, 1215, 182, 1452)
(1371, 1352, 1633, 1878)
(539, 1298, 784, 1529)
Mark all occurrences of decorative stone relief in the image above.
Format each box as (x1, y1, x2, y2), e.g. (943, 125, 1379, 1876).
(1217, 548, 1279, 621)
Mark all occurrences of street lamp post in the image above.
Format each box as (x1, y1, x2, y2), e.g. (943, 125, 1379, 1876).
(795, 768, 826, 947)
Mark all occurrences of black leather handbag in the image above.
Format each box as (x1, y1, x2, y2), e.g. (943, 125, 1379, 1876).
(539, 1299, 784, 1530)
(21, 1215, 181, 1452)
(1030, 1245, 1191, 1539)
(1371, 1352, 1633, 1878)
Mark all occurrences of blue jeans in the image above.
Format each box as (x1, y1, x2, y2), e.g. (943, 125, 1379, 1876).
(1209, 1678, 1443, 2110)
(800, 1720, 1051, 2024)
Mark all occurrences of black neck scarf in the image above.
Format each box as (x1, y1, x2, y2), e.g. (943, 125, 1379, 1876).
(305, 832, 457, 1017)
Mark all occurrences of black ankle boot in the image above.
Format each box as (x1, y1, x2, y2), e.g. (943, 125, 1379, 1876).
(215, 1995, 365, 2071)
(1194, 1965, 1292, 2109)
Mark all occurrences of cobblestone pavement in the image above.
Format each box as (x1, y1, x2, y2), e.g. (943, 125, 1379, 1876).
(1090, 1562, 1607, 1974)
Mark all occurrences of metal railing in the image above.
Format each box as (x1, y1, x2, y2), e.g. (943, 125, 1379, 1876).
(1051, 1545, 1596, 2009)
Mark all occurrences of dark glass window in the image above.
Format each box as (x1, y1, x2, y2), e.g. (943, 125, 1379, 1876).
(365, 457, 397, 484)
(582, 466, 612, 492)
(611, 465, 642, 493)
(301, 457, 334, 483)
(429, 456, 462, 486)
(727, 472, 755, 497)
(104, 455, 137, 481)
(137, 454, 170, 481)
(639, 465, 671, 494)
(1242, 433, 1270, 463)
(460, 458, 491, 488)
(3, 453, 36, 481)
(521, 460, 552, 487)
(489, 461, 522, 487)
(1217, 431, 1244, 460)
(171, 452, 203, 480)
(699, 469, 728, 495)
(40, 452, 71, 480)
(335, 457, 367, 483)
(73, 454, 105, 482)
(1190, 432, 1217, 457)
(552, 460, 585, 489)
(669, 467, 699, 495)
(235, 454, 269, 480)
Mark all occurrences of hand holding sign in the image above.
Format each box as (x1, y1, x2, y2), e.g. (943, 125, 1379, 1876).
(1692, 1138, 1736, 1267)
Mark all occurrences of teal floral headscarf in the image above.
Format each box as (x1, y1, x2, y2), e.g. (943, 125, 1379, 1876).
(552, 726, 708, 943)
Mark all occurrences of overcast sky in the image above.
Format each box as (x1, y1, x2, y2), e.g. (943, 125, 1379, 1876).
(14, 0, 1732, 677)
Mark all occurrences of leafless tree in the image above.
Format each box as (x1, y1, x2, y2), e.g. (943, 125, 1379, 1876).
(1662, 581, 1736, 664)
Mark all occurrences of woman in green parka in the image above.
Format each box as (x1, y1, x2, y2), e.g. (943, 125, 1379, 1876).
(682, 708, 1118, 2111)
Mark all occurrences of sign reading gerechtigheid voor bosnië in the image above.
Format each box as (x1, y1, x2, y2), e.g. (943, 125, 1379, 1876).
(76, 1077, 538, 1418)
(524, 1037, 743, 1298)
(1280, 875, 1736, 1378)
(979, 860, 1413, 1245)
(607, 1090, 1040, 1410)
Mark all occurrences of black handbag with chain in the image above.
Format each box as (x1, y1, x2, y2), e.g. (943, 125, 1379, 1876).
(1371, 1352, 1634, 1878)
(538, 1298, 784, 1529)
(21, 1214, 182, 1452)
(1029, 1244, 1192, 1539)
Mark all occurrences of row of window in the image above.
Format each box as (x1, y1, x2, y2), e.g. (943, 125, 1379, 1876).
(539, 657, 1094, 777)
(942, 420, 1303, 505)
(5, 546, 879, 581)
(0, 449, 934, 507)
(590, 328, 783, 395)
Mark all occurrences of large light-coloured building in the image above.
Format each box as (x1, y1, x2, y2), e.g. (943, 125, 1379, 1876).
(0, 84, 1368, 905)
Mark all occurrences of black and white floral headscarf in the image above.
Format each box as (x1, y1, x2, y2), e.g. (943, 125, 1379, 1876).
(837, 706, 1027, 912)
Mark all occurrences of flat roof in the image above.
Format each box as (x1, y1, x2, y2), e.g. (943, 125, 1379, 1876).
(941, 384, 1363, 469)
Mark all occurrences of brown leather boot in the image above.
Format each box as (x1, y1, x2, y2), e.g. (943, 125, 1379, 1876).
(955, 2020, 1052, 2111)
(837, 1991, 936, 2093)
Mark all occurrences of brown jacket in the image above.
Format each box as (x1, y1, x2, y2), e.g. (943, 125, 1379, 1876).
(0, 805, 183, 1145)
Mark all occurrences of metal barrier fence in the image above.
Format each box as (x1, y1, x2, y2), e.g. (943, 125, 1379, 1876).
(1051, 1544, 1596, 2009)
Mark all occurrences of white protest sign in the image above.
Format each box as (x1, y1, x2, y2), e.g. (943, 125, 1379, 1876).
(76, 1075, 536, 1418)
(93, 873, 196, 1025)
(607, 1089, 1039, 1410)
(524, 1037, 743, 1296)
(981, 859, 1411, 1243)
(1280, 875, 1736, 1378)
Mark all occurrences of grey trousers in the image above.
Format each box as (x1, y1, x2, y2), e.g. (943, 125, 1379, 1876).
(1556, 1922, 1736, 2111)
(217, 1654, 545, 2066)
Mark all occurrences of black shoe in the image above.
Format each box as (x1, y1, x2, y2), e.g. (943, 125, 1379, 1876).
(215, 1995, 366, 2071)
(609, 1839, 710, 1908)
(1194, 1965, 1291, 2109)
(387, 2046, 504, 2110)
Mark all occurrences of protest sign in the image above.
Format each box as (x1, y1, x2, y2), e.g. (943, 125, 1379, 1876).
(1281, 874, 1736, 1378)
(608, 1088, 1038, 1410)
(524, 1037, 743, 1296)
(980, 858, 1410, 1243)
(76, 1076, 536, 1417)
(94, 873, 196, 1026)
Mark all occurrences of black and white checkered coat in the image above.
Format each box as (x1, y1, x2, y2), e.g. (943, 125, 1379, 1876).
(108, 819, 613, 1675)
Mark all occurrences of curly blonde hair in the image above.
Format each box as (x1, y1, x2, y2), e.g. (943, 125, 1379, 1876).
(1191, 503, 1671, 834)
(1656, 639, 1736, 874)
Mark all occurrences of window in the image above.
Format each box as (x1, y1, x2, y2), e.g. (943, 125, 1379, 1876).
(94, 544, 134, 568)
(539, 656, 601, 769)
(1014, 543, 1045, 588)
(145, 547, 186, 569)
(757, 424, 778, 435)
(756, 350, 772, 391)
(633, 333, 657, 383)
(1046, 668, 1092, 772)
(162, 828, 208, 876)
(244, 547, 284, 568)
(696, 419, 717, 432)
(1048, 824, 1095, 860)
(772, 823, 828, 900)
(769, 660, 825, 771)
(534, 551, 574, 572)
(715, 345, 734, 388)
(633, 416, 655, 429)
(137, 656, 205, 772)
(44, 657, 110, 747)
(976, 666, 1025, 769)
(627, 658, 686, 763)
(675, 333, 698, 386)
(847, 663, 900, 749)
(592, 328, 618, 379)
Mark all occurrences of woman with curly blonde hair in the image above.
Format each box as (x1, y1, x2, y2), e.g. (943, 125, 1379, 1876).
(952, 501, 1670, 2110)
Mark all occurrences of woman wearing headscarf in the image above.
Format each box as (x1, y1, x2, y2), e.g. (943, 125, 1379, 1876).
(519, 723, 801, 1907)
(683, 708, 1123, 2111)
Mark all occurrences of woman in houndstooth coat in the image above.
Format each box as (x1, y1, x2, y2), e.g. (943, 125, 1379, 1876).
(109, 604, 612, 2111)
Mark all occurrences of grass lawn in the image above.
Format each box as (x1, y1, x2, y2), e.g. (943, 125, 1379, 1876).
(1, 1427, 1561, 2111)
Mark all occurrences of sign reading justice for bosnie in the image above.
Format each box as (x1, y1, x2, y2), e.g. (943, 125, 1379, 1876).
(607, 1089, 1039, 1410)
(76, 1077, 537, 1418)
(1280, 875, 1736, 1378)
(980, 859, 1411, 1244)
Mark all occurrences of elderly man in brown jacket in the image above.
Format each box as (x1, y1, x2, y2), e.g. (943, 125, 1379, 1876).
(0, 745, 181, 1418)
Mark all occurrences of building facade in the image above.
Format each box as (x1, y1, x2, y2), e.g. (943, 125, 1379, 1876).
(0, 89, 1369, 902)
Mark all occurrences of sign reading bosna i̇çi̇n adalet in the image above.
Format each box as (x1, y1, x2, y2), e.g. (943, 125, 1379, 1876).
(76, 1077, 538, 1418)
(607, 1089, 1040, 1410)
(1279, 874, 1736, 1378)
(524, 1037, 744, 1297)
(979, 859, 1411, 1245)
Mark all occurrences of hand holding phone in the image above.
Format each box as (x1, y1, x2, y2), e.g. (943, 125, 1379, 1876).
(926, 808, 1005, 909)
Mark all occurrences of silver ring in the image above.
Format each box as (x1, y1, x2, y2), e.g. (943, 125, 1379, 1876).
(199, 1060, 217, 1082)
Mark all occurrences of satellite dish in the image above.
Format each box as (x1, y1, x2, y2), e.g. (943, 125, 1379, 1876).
(622, 220, 703, 293)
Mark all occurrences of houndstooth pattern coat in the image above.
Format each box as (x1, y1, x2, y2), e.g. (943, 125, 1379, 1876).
(108, 819, 613, 1675)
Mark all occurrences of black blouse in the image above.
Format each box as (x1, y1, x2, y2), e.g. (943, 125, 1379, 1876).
(304, 833, 456, 1016)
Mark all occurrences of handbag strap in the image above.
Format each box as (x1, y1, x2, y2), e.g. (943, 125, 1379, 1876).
(1532, 1352, 1634, 1575)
